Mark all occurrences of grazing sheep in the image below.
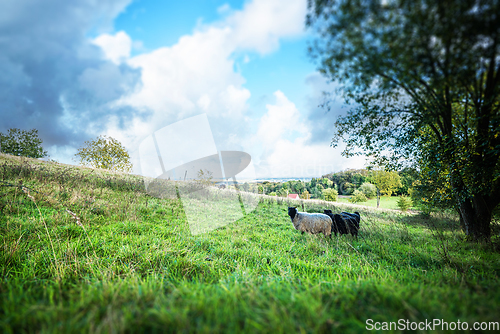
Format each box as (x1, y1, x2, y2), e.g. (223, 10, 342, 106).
(323, 210, 347, 236)
(341, 212, 360, 230)
(288, 207, 332, 237)
(341, 211, 360, 237)
(323, 210, 360, 237)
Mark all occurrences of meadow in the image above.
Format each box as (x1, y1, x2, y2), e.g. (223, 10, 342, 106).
(337, 196, 408, 210)
(1, 153, 499, 333)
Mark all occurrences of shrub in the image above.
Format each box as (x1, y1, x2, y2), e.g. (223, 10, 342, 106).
(359, 182, 377, 198)
(322, 188, 338, 202)
(349, 190, 368, 203)
(397, 196, 413, 212)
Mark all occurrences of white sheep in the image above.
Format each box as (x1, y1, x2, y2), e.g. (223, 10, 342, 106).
(288, 207, 332, 237)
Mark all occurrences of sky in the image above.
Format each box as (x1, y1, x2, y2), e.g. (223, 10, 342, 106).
(0, 0, 367, 178)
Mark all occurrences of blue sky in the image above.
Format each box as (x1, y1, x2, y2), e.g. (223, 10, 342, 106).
(0, 0, 366, 178)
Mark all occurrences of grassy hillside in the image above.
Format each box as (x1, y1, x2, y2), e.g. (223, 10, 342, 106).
(1, 154, 499, 333)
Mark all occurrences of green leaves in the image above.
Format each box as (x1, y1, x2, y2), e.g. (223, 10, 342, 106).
(74, 135, 133, 173)
(369, 170, 401, 197)
(307, 0, 500, 238)
(349, 189, 368, 203)
(0, 128, 48, 158)
(322, 188, 338, 202)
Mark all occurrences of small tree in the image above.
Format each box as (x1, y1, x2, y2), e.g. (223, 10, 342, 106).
(369, 170, 402, 208)
(196, 169, 214, 186)
(0, 128, 48, 158)
(75, 135, 133, 173)
(397, 196, 413, 212)
(322, 188, 338, 202)
(258, 185, 264, 194)
(349, 190, 368, 204)
(302, 190, 311, 200)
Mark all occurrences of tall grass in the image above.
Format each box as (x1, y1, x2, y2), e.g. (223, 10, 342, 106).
(1, 153, 499, 333)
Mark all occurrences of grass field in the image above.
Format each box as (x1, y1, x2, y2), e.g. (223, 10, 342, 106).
(1, 154, 500, 333)
(337, 195, 409, 210)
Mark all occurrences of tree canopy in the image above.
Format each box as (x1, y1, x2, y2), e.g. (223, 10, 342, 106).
(307, 0, 500, 240)
(0, 128, 48, 158)
(74, 135, 133, 173)
(369, 170, 402, 208)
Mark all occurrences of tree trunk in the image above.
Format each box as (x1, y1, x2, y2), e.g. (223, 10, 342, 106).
(458, 194, 494, 241)
(376, 189, 380, 208)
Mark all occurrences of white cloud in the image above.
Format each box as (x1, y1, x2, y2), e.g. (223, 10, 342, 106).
(253, 91, 366, 177)
(225, 0, 307, 54)
(256, 90, 305, 146)
(91, 0, 359, 177)
(217, 3, 231, 15)
(108, 0, 307, 129)
(92, 31, 132, 64)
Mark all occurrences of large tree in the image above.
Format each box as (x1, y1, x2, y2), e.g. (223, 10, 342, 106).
(0, 128, 48, 158)
(74, 135, 133, 173)
(307, 0, 500, 240)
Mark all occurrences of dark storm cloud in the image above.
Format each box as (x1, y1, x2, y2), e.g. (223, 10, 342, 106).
(0, 0, 143, 152)
(304, 72, 349, 144)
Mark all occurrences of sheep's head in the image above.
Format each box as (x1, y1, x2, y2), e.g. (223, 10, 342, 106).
(288, 207, 297, 220)
(324, 209, 333, 215)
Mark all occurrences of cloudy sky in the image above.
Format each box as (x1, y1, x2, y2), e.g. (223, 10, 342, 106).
(0, 0, 366, 178)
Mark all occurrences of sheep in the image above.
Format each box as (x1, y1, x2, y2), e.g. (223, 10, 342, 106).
(323, 210, 347, 236)
(288, 207, 332, 238)
(341, 211, 360, 237)
(323, 210, 360, 237)
(341, 211, 360, 230)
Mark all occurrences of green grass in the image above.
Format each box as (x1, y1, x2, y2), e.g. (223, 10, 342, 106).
(337, 195, 409, 210)
(1, 154, 500, 333)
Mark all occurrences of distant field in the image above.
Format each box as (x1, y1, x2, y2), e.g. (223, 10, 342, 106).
(1, 154, 499, 333)
(337, 195, 409, 210)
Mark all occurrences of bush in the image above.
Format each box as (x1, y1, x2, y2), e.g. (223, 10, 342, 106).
(269, 192, 277, 196)
(359, 182, 377, 198)
(322, 188, 338, 202)
(349, 190, 368, 203)
(397, 196, 413, 212)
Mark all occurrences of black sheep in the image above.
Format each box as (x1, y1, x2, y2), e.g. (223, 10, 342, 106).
(324, 210, 360, 237)
(341, 211, 360, 237)
(323, 210, 347, 236)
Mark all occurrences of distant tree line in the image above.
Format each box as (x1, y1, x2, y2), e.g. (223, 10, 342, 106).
(239, 168, 414, 208)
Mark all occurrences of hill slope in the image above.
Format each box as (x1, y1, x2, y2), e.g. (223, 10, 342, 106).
(1, 154, 499, 333)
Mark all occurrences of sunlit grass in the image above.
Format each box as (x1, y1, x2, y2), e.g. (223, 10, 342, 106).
(337, 195, 410, 210)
